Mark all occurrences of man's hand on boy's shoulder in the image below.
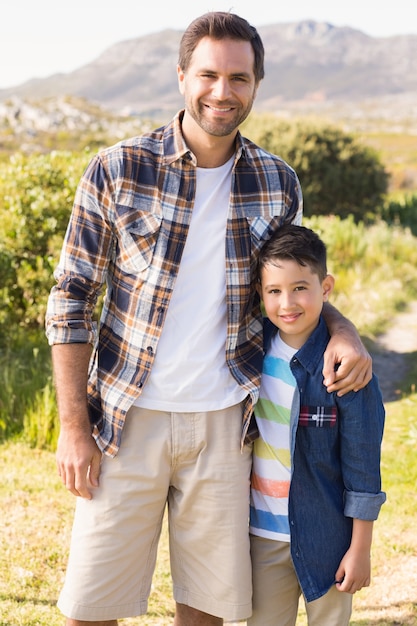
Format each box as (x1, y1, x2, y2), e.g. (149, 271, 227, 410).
(323, 335, 372, 396)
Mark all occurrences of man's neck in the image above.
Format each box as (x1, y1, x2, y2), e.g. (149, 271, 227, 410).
(181, 113, 237, 168)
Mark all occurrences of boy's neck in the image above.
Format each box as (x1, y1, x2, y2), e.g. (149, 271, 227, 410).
(278, 321, 320, 350)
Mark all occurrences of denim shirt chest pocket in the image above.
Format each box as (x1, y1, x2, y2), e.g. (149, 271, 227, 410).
(299, 405, 337, 427)
(114, 203, 162, 273)
(297, 403, 339, 457)
(290, 345, 340, 456)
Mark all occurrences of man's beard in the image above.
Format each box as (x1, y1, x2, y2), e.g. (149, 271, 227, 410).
(185, 97, 255, 137)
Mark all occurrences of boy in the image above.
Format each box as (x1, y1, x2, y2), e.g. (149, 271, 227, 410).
(249, 224, 386, 626)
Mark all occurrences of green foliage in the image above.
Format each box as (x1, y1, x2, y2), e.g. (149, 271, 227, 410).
(23, 378, 59, 451)
(0, 150, 90, 337)
(0, 145, 416, 452)
(243, 114, 389, 220)
(0, 332, 53, 442)
(305, 215, 417, 337)
(380, 193, 417, 235)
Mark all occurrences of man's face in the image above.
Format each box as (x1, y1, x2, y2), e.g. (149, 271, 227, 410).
(177, 36, 259, 138)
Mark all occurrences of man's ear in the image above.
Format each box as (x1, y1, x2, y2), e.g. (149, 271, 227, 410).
(322, 274, 335, 301)
(177, 65, 185, 94)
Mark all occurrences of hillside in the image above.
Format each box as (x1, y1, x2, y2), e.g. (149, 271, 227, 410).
(1, 20, 417, 120)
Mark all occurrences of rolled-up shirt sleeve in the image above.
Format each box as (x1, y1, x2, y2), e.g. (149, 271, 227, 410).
(45, 154, 113, 346)
(45, 272, 100, 345)
(344, 489, 386, 521)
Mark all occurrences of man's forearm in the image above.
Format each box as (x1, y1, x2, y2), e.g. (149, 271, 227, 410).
(53, 342, 102, 499)
(322, 302, 359, 338)
(52, 343, 93, 431)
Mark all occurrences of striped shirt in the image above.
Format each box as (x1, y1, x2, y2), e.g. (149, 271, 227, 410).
(250, 332, 297, 541)
(45, 110, 302, 456)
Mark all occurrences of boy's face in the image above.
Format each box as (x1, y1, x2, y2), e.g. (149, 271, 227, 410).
(257, 259, 334, 349)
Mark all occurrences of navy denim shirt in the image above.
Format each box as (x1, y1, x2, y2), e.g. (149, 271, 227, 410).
(263, 315, 386, 602)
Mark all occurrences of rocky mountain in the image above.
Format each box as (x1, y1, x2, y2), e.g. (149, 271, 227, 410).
(1, 20, 417, 120)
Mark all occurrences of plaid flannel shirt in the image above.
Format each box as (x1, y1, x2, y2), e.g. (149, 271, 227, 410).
(46, 110, 303, 456)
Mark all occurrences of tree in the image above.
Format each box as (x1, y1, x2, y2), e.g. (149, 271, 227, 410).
(243, 115, 389, 220)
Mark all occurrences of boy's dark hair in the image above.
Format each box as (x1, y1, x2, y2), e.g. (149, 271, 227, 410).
(257, 224, 328, 282)
(178, 12, 265, 83)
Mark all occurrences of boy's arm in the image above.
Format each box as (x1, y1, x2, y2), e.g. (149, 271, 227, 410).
(322, 302, 372, 396)
(335, 519, 374, 594)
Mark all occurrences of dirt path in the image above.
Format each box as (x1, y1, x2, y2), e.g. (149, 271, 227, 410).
(370, 300, 417, 401)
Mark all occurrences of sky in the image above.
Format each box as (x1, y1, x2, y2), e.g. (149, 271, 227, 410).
(1, 0, 416, 89)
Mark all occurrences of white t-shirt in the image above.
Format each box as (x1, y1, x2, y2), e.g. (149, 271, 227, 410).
(135, 155, 246, 411)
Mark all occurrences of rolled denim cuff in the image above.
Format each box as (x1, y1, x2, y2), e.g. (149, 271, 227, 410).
(344, 490, 387, 521)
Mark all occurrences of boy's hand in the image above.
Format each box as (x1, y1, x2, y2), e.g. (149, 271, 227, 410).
(335, 546, 371, 594)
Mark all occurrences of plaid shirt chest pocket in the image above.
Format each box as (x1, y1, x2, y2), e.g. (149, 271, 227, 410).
(247, 215, 287, 256)
(115, 208, 162, 273)
(299, 405, 337, 427)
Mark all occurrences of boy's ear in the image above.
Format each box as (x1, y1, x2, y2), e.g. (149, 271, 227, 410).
(255, 282, 262, 297)
(322, 274, 335, 301)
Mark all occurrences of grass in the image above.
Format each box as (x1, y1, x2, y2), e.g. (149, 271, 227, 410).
(1, 389, 417, 625)
(0, 334, 54, 443)
(356, 131, 417, 192)
(0, 442, 175, 625)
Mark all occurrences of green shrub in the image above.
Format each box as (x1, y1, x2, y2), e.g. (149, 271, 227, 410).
(305, 215, 417, 337)
(380, 194, 417, 236)
(0, 150, 90, 339)
(243, 114, 389, 220)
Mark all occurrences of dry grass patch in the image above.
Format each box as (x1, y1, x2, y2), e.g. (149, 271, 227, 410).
(1, 395, 417, 625)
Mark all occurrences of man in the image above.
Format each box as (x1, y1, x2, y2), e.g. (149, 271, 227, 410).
(46, 12, 371, 626)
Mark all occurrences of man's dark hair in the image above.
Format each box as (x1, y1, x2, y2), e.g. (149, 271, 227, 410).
(257, 224, 328, 282)
(178, 11, 265, 83)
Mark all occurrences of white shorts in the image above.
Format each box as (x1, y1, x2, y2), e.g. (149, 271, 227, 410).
(58, 404, 253, 621)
